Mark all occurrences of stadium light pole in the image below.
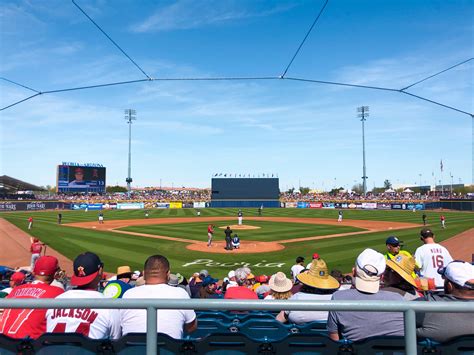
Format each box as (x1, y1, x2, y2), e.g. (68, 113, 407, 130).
(450, 173, 453, 195)
(125, 109, 136, 197)
(357, 106, 369, 196)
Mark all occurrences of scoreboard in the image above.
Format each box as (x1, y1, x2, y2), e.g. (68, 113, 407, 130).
(57, 164, 106, 193)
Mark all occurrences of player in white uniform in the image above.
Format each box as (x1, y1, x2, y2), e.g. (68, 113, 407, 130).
(237, 210, 243, 225)
(120, 255, 197, 339)
(46, 252, 121, 339)
(414, 228, 453, 289)
(337, 210, 343, 222)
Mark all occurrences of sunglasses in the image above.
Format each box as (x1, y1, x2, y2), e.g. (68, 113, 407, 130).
(357, 263, 379, 277)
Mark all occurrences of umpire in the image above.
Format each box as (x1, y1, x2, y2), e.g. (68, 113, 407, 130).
(224, 226, 233, 250)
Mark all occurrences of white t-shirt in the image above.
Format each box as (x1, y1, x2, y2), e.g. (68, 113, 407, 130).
(291, 264, 305, 281)
(121, 284, 196, 339)
(415, 243, 453, 288)
(46, 289, 121, 339)
(285, 292, 333, 324)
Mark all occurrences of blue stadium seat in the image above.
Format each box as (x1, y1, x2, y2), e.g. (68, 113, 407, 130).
(35, 333, 113, 354)
(237, 319, 292, 342)
(195, 333, 267, 354)
(114, 333, 196, 355)
(292, 320, 328, 335)
(351, 336, 413, 354)
(437, 335, 474, 355)
(184, 319, 239, 340)
(273, 333, 353, 354)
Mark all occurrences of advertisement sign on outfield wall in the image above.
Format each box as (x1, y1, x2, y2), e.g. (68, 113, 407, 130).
(169, 202, 183, 209)
(193, 202, 206, 208)
(155, 203, 169, 209)
(377, 203, 392, 210)
(361, 202, 377, 210)
(0, 202, 71, 212)
(117, 202, 144, 210)
(309, 202, 323, 208)
(406, 203, 425, 210)
(71, 203, 103, 210)
(285, 202, 297, 208)
(322, 202, 335, 209)
(182, 203, 194, 208)
(297, 202, 309, 208)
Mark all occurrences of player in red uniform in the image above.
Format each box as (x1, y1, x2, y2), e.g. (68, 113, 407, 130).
(207, 224, 215, 247)
(0, 256, 63, 339)
(30, 238, 44, 271)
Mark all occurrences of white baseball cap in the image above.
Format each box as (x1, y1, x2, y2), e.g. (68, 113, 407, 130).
(438, 261, 474, 289)
(355, 248, 386, 294)
(228, 270, 236, 279)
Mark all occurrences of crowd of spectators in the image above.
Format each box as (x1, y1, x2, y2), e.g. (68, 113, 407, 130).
(1, 227, 473, 344)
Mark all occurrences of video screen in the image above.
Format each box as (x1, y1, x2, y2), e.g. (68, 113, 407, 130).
(57, 165, 106, 193)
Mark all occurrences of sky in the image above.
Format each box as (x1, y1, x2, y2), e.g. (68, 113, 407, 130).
(1, 0, 473, 191)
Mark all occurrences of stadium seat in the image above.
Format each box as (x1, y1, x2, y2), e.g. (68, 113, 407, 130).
(35, 333, 113, 354)
(237, 319, 292, 341)
(273, 333, 353, 354)
(0, 334, 35, 355)
(184, 319, 239, 340)
(437, 335, 474, 355)
(195, 333, 266, 354)
(292, 320, 328, 335)
(114, 333, 196, 355)
(351, 336, 420, 355)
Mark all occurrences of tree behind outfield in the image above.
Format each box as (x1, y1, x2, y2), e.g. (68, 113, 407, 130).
(106, 185, 128, 193)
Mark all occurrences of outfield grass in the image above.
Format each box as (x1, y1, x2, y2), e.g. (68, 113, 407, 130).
(1, 208, 473, 278)
(119, 220, 363, 242)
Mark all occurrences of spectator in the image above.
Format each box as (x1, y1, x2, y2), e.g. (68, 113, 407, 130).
(306, 252, 320, 269)
(414, 228, 453, 289)
(189, 272, 203, 298)
(225, 270, 238, 290)
(415, 260, 474, 342)
(383, 254, 420, 300)
(291, 256, 305, 282)
(103, 266, 134, 298)
(121, 255, 197, 339)
(277, 259, 339, 324)
(265, 272, 292, 300)
(199, 276, 221, 299)
(46, 252, 121, 339)
(224, 268, 258, 300)
(327, 249, 405, 341)
(330, 270, 352, 291)
(1, 256, 64, 339)
(384, 236, 413, 260)
(1, 272, 26, 295)
(168, 273, 191, 296)
(255, 275, 271, 298)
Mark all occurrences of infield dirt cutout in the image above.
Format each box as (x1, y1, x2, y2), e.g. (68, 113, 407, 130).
(65, 217, 422, 254)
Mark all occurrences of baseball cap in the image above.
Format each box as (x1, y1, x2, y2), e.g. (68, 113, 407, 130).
(202, 275, 219, 287)
(228, 270, 236, 279)
(386, 236, 402, 246)
(168, 274, 179, 287)
(75, 167, 84, 174)
(312, 253, 320, 259)
(34, 256, 59, 276)
(420, 228, 434, 238)
(438, 261, 474, 289)
(199, 269, 209, 278)
(10, 271, 26, 284)
(255, 275, 269, 283)
(355, 248, 386, 294)
(71, 252, 103, 286)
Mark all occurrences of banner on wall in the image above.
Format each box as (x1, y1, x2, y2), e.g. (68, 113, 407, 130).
(297, 202, 309, 208)
(156, 203, 169, 209)
(322, 202, 335, 209)
(377, 203, 392, 210)
(286, 202, 297, 208)
(182, 203, 194, 208)
(406, 203, 425, 210)
(169, 202, 183, 209)
(309, 202, 323, 208)
(117, 202, 144, 210)
(193, 202, 206, 208)
(391, 204, 403, 210)
(348, 203, 357, 209)
(361, 202, 377, 210)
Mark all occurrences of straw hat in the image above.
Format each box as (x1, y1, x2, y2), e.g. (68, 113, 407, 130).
(269, 272, 293, 293)
(297, 259, 340, 290)
(386, 254, 417, 287)
(116, 266, 132, 278)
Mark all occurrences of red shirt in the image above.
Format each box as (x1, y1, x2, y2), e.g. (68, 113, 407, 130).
(30, 242, 43, 254)
(224, 286, 258, 300)
(208, 225, 214, 233)
(28, 217, 33, 223)
(440, 215, 445, 221)
(0, 282, 64, 339)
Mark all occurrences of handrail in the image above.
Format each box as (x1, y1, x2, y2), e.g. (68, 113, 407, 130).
(1, 298, 473, 355)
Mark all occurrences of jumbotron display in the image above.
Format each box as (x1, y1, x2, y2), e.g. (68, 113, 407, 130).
(211, 178, 279, 200)
(57, 164, 106, 193)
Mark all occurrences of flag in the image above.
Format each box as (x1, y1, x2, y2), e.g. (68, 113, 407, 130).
(214, 173, 218, 177)
(224, 174, 227, 177)
(219, 173, 222, 176)
(440, 160, 443, 172)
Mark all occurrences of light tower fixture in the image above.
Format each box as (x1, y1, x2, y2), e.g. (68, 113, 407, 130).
(357, 106, 369, 196)
(124, 109, 136, 197)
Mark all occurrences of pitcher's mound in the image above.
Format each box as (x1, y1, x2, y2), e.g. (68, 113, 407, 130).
(187, 240, 284, 254)
(218, 224, 261, 230)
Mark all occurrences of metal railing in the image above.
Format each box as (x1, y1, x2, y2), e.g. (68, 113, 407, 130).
(1, 298, 473, 355)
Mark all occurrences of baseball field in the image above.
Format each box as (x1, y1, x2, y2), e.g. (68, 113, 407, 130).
(1, 208, 473, 279)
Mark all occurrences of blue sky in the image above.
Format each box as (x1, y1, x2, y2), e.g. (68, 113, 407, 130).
(1, 0, 473, 190)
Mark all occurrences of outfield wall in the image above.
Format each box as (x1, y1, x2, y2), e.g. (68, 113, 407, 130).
(210, 200, 280, 208)
(425, 200, 474, 211)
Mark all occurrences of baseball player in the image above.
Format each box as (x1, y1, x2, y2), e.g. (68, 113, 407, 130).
(232, 234, 241, 249)
(422, 213, 427, 225)
(30, 238, 44, 270)
(414, 228, 453, 289)
(440, 215, 446, 229)
(207, 224, 214, 247)
(337, 210, 343, 222)
(27, 216, 33, 230)
(237, 210, 243, 226)
(98, 212, 104, 224)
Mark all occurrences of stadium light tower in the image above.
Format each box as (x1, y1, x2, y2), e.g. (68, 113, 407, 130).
(125, 109, 136, 197)
(357, 106, 369, 196)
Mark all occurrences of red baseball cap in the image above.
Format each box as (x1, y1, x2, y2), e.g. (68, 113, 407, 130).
(34, 256, 59, 276)
(75, 167, 84, 174)
(312, 253, 320, 259)
(10, 272, 26, 284)
(71, 252, 103, 286)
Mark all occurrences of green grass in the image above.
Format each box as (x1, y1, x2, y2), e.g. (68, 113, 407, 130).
(119, 220, 363, 242)
(2, 208, 473, 278)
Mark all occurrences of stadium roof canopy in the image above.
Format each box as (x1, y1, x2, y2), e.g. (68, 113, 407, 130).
(0, 175, 45, 192)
